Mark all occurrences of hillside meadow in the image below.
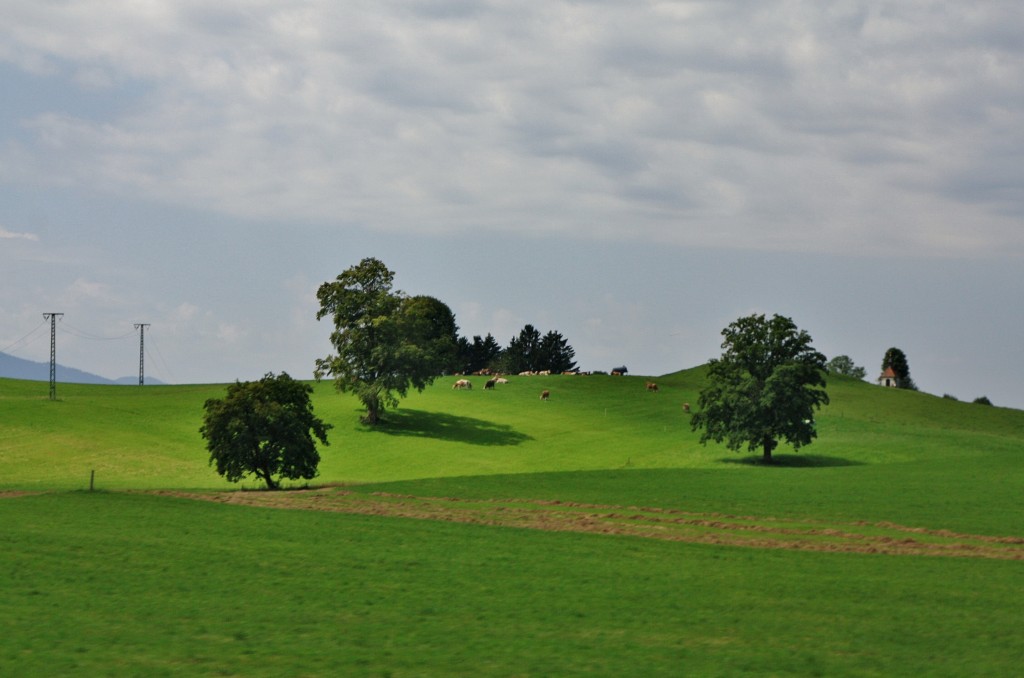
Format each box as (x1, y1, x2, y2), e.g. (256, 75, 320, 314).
(2, 369, 1023, 675)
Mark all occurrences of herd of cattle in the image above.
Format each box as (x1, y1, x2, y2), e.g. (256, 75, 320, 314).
(451, 377, 509, 390)
(450, 373, 691, 411)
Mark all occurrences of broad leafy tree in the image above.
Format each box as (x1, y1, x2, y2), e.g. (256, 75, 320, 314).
(692, 314, 829, 463)
(200, 372, 331, 490)
(881, 347, 917, 390)
(401, 294, 459, 374)
(826, 354, 867, 380)
(315, 258, 458, 424)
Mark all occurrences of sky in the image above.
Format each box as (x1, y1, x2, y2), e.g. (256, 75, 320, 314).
(2, 1, 1023, 408)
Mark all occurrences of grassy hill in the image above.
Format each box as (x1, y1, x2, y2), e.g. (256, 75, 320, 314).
(3, 369, 1022, 533)
(2, 370, 1023, 676)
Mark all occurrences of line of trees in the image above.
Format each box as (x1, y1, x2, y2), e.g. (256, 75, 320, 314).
(454, 324, 577, 375)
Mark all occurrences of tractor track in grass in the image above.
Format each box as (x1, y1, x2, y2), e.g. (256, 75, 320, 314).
(138, 487, 1024, 561)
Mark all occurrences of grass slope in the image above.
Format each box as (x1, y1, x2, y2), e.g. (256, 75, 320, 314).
(3, 371, 1024, 675)
(2, 491, 1022, 677)
(3, 370, 1022, 534)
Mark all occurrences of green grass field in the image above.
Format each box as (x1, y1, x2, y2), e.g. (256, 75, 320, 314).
(2, 370, 1023, 676)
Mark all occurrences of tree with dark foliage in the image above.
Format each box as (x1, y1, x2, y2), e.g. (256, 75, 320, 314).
(692, 314, 829, 463)
(201, 372, 331, 490)
(315, 258, 458, 424)
(538, 330, 577, 373)
(501, 325, 578, 373)
(455, 333, 503, 374)
(881, 347, 917, 390)
(503, 324, 543, 373)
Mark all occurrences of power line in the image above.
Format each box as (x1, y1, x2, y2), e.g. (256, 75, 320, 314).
(145, 331, 176, 384)
(58, 321, 136, 341)
(0, 319, 48, 354)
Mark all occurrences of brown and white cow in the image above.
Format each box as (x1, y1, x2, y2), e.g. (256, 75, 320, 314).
(646, 382, 659, 392)
(452, 379, 472, 390)
(540, 389, 550, 401)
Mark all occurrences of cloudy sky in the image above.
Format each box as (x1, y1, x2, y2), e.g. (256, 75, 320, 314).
(2, 1, 1022, 407)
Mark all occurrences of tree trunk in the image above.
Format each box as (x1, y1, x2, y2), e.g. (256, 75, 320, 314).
(762, 436, 775, 463)
(362, 401, 380, 425)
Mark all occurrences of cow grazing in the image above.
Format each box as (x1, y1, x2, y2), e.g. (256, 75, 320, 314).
(452, 379, 472, 390)
(682, 403, 691, 413)
(540, 390, 550, 401)
(646, 382, 659, 392)
(484, 378, 497, 390)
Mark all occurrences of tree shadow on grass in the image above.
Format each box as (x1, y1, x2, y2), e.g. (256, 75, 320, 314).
(367, 409, 533, 447)
(718, 454, 864, 468)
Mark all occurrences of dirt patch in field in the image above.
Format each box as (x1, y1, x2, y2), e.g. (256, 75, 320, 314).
(0, 490, 44, 498)
(141, 487, 1024, 561)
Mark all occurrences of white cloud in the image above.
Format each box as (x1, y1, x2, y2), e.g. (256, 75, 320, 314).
(215, 322, 244, 344)
(0, 227, 39, 241)
(63, 278, 118, 305)
(171, 303, 199, 323)
(1, 1, 1023, 260)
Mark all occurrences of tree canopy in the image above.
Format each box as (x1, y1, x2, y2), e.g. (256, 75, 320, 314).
(454, 333, 503, 374)
(538, 330, 578, 373)
(498, 324, 577, 374)
(826, 354, 867, 380)
(691, 313, 829, 463)
(501, 324, 542, 374)
(315, 258, 458, 424)
(200, 372, 331, 490)
(881, 347, 917, 390)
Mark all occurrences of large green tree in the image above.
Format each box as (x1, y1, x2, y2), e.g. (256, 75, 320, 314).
(315, 258, 458, 424)
(692, 313, 829, 463)
(200, 372, 331, 490)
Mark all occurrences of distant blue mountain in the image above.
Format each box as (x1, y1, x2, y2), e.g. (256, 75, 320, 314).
(0, 352, 165, 385)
